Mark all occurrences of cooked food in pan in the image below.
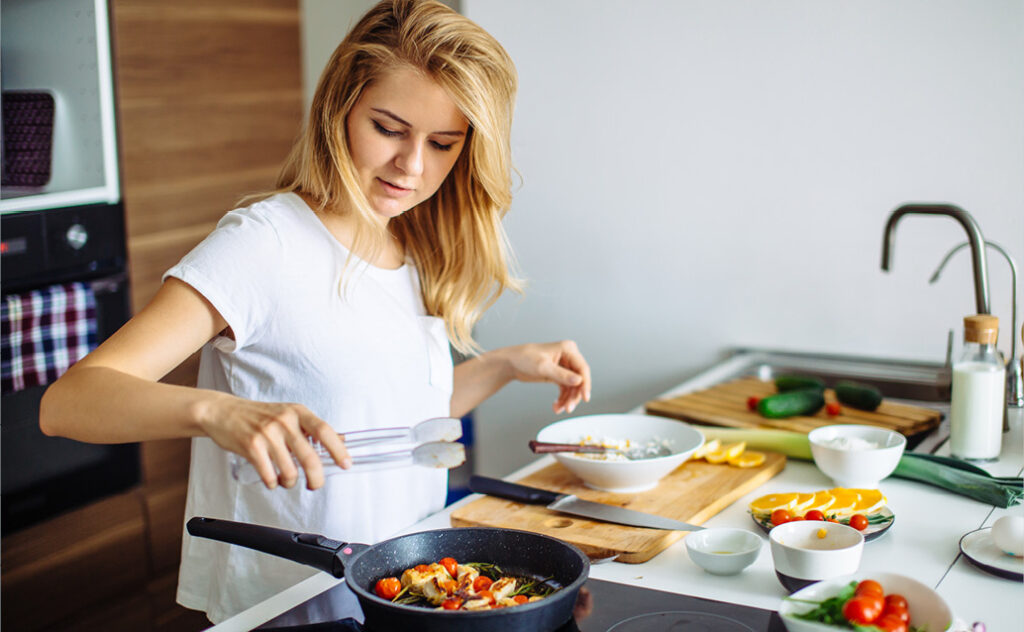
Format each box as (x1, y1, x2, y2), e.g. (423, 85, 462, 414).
(373, 556, 558, 611)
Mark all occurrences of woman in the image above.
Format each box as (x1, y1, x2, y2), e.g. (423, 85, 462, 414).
(39, 0, 591, 623)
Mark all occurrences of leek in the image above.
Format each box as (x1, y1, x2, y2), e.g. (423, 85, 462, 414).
(690, 425, 1022, 508)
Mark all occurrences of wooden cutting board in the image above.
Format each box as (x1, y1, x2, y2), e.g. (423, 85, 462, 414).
(450, 452, 785, 563)
(645, 376, 942, 437)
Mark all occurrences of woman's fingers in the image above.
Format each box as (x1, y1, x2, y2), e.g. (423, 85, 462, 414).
(305, 417, 351, 472)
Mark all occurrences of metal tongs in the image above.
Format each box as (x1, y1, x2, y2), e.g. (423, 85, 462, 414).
(230, 417, 465, 484)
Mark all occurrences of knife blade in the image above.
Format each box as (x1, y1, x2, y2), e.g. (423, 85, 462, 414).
(468, 475, 704, 532)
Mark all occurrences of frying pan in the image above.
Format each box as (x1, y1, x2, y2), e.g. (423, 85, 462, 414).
(187, 517, 590, 632)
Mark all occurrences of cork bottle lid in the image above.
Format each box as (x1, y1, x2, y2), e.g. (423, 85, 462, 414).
(964, 314, 999, 344)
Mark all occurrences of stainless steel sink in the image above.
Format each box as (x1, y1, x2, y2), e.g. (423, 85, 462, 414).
(730, 347, 952, 403)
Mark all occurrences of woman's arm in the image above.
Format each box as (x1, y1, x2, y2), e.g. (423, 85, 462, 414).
(39, 278, 348, 490)
(450, 340, 592, 418)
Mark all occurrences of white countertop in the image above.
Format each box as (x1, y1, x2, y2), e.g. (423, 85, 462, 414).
(209, 363, 1024, 632)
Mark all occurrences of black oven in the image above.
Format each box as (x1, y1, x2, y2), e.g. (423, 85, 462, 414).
(1, 202, 139, 535)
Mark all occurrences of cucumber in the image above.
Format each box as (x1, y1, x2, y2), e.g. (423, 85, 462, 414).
(757, 387, 826, 419)
(834, 381, 883, 411)
(773, 375, 825, 392)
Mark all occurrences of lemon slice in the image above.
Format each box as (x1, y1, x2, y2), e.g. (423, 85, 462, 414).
(693, 438, 721, 460)
(801, 490, 836, 514)
(704, 448, 730, 464)
(826, 490, 861, 517)
(722, 441, 747, 458)
(850, 488, 887, 514)
(791, 492, 817, 514)
(749, 492, 801, 515)
(727, 450, 766, 468)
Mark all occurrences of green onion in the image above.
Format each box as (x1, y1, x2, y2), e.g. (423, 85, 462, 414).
(696, 427, 814, 460)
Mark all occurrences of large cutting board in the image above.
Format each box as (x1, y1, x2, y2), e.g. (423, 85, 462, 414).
(450, 452, 785, 563)
(645, 377, 942, 437)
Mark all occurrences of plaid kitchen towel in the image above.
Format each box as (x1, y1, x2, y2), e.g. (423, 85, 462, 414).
(1, 282, 98, 393)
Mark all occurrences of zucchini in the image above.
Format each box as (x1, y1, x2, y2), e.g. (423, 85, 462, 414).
(774, 375, 825, 392)
(834, 381, 883, 411)
(757, 387, 825, 419)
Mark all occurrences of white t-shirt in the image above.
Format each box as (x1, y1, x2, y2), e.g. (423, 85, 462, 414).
(165, 193, 453, 623)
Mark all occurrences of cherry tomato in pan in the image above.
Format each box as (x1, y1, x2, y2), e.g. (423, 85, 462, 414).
(414, 564, 430, 573)
(439, 557, 458, 578)
(478, 589, 496, 605)
(771, 509, 791, 526)
(442, 596, 463, 610)
(804, 509, 825, 521)
(473, 575, 494, 592)
(373, 577, 402, 600)
(842, 594, 884, 624)
(513, 595, 529, 604)
(849, 514, 870, 531)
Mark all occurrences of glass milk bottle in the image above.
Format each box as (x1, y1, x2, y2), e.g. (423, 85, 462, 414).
(950, 315, 1006, 461)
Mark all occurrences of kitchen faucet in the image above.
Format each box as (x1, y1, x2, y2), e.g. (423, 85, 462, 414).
(881, 203, 991, 315)
(930, 240, 1023, 409)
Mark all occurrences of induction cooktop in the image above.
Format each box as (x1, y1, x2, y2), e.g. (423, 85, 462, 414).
(255, 577, 786, 631)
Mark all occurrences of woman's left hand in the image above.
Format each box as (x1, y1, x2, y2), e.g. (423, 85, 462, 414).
(503, 340, 591, 414)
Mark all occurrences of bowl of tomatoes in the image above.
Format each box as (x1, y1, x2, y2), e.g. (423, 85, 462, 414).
(778, 572, 953, 632)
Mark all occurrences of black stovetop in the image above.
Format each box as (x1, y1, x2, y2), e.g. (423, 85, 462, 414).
(255, 577, 785, 631)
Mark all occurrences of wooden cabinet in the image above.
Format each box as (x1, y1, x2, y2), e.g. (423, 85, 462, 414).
(1, 1, 303, 629)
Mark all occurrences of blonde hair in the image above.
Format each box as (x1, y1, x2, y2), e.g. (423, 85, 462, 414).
(258, 0, 522, 354)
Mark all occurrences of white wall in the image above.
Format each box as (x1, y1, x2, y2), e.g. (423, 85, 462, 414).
(301, 1, 1024, 478)
(462, 0, 1024, 477)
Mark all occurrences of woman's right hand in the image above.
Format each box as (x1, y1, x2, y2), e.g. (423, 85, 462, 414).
(198, 396, 351, 490)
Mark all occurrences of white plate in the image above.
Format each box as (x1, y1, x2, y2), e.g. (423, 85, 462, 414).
(959, 527, 1024, 581)
(778, 571, 953, 632)
(752, 506, 895, 542)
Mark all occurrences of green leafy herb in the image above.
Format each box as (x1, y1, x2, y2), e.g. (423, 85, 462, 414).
(787, 580, 857, 625)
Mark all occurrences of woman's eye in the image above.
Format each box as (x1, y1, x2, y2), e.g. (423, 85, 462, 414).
(430, 140, 455, 152)
(372, 121, 402, 137)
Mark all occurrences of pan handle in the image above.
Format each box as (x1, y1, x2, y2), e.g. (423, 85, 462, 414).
(186, 517, 366, 578)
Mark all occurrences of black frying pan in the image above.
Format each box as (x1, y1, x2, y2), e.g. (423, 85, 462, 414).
(187, 517, 589, 632)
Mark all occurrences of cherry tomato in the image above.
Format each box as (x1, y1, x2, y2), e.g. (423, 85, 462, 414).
(478, 589, 496, 604)
(473, 575, 494, 592)
(873, 613, 908, 632)
(373, 577, 402, 600)
(849, 514, 870, 531)
(513, 595, 529, 605)
(842, 595, 884, 624)
(825, 401, 842, 416)
(442, 597, 463, 610)
(439, 557, 458, 578)
(854, 579, 885, 598)
(771, 509, 791, 526)
(414, 564, 430, 573)
(747, 396, 761, 411)
(441, 579, 457, 595)
(804, 509, 825, 521)
(884, 594, 909, 613)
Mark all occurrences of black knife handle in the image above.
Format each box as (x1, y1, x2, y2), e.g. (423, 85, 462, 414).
(186, 517, 364, 578)
(469, 475, 561, 505)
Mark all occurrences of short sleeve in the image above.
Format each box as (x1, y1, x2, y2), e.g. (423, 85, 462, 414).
(163, 206, 283, 351)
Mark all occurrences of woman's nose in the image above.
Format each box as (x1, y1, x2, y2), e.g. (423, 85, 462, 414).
(394, 140, 425, 176)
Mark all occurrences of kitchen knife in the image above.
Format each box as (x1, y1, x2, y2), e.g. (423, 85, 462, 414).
(468, 475, 704, 532)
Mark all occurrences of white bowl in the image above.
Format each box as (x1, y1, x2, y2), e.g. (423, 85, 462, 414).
(779, 571, 953, 632)
(685, 528, 763, 575)
(808, 424, 906, 488)
(769, 520, 864, 592)
(535, 414, 704, 493)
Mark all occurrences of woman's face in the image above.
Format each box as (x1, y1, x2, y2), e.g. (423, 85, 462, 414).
(346, 66, 469, 222)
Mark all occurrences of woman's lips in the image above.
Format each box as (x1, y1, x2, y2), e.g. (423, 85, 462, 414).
(377, 178, 414, 198)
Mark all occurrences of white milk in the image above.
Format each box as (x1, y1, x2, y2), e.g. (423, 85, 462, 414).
(949, 361, 1005, 460)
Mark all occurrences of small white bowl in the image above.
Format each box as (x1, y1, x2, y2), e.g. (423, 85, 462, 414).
(769, 520, 864, 592)
(779, 571, 953, 632)
(685, 528, 763, 575)
(536, 414, 704, 493)
(808, 424, 906, 488)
